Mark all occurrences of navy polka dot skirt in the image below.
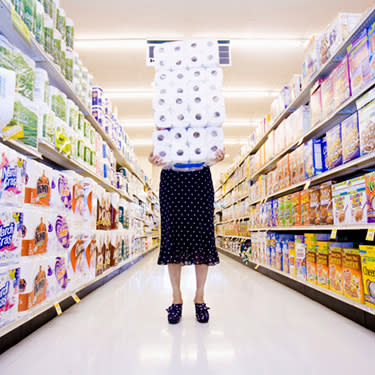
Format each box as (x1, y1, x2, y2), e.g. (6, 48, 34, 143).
(158, 166, 220, 266)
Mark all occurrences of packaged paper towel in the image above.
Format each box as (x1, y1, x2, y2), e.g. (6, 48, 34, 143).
(0, 67, 16, 129)
(48, 212, 72, 254)
(0, 266, 20, 328)
(34, 68, 49, 104)
(50, 170, 73, 212)
(46, 254, 69, 301)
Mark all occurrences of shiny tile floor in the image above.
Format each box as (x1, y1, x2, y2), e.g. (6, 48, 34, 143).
(1, 251, 374, 374)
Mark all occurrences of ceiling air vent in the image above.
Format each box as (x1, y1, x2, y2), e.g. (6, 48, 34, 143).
(147, 40, 231, 66)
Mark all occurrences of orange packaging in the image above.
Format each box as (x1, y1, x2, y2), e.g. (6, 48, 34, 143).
(301, 190, 310, 225)
(291, 192, 301, 226)
(329, 243, 344, 295)
(342, 248, 365, 304)
(316, 241, 329, 289)
(305, 233, 317, 284)
(319, 181, 334, 225)
(24, 160, 51, 207)
(309, 186, 321, 225)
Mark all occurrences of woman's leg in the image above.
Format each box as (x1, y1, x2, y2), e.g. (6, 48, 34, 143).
(194, 264, 208, 303)
(168, 263, 183, 304)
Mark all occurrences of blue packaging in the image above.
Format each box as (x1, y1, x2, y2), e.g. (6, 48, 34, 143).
(341, 112, 360, 163)
(325, 124, 343, 169)
(304, 139, 325, 178)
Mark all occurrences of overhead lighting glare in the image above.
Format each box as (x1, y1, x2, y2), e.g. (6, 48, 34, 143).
(75, 39, 147, 49)
(132, 138, 248, 146)
(230, 38, 308, 49)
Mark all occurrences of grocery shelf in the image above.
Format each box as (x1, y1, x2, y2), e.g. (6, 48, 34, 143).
(1, 138, 42, 159)
(220, 224, 375, 232)
(217, 247, 375, 331)
(220, 176, 247, 198)
(38, 141, 132, 201)
(0, 246, 158, 352)
(222, 195, 249, 209)
(217, 235, 249, 239)
(216, 216, 251, 225)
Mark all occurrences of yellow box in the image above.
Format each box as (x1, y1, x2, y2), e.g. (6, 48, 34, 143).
(359, 245, 375, 311)
(316, 241, 329, 289)
(342, 248, 364, 304)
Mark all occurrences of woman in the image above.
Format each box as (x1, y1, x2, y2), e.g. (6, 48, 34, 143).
(149, 150, 225, 324)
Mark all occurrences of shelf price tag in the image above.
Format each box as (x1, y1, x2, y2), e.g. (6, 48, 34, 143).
(297, 137, 304, 146)
(366, 228, 375, 241)
(72, 294, 81, 303)
(330, 229, 337, 240)
(304, 180, 311, 190)
(54, 303, 62, 316)
(11, 7, 31, 42)
(254, 264, 260, 270)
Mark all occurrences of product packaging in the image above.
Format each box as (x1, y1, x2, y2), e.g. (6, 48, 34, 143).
(325, 124, 342, 170)
(295, 235, 306, 281)
(316, 241, 330, 289)
(341, 112, 360, 163)
(358, 98, 375, 155)
(304, 139, 325, 178)
(359, 245, 375, 311)
(342, 247, 364, 304)
(0, 266, 20, 328)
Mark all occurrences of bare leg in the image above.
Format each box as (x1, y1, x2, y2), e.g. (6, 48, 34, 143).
(168, 263, 183, 304)
(194, 264, 209, 304)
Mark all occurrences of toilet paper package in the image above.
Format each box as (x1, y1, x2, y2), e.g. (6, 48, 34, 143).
(0, 208, 23, 266)
(95, 230, 105, 276)
(83, 233, 97, 282)
(24, 159, 52, 207)
(70, 176, 97, 221)
(0, 67, 16, 129)
(18, 257, 48, 313)
(189, 144, 207, 163)
(119, 199, 129, 230)
(153, 144, 172, 166)
(50, 170, 73, 212)
(170, 128, 187, 144)
(171, 144, 190, 164)
(110, 192, 120, 230)
(48, 212, 72, 254)
(187, 128, 206, 145)
(152, 130, 171, 146)
(96, 189, 111, 231)
(110, 230, 120, 267)
(0, 266, 20, 328)
(103, 231, 111, 271)
(21, 206, 49, 257)
(34, 68, 49, 105)
(46, 254, 69, 301)
(0, 144, 27, 207)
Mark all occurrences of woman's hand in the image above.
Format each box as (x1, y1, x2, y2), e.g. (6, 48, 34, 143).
(148, 152, 166, 167)
(215, 149, 225, 163)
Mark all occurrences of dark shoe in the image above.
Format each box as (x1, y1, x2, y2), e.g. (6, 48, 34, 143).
(166, 304, 183, 324)
(195, 303, 210, 323)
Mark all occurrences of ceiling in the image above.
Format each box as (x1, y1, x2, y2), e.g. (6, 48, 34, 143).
(61, 0, 370, 184)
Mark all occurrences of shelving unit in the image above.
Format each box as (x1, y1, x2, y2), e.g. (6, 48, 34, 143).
(217, 247, 375, 331)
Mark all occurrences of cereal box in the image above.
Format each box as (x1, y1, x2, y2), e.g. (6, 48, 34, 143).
(368, 21, 375, 79)
(342, 247, 364, 304)
(290, 146, 305, 185)
(310, 80, 323, 127)
(365, 171, 375, 223)
(276, 237, 283, 271)
(272, 199, 279, 227)
(0, 266, 20, 328)
(359, 245, 375, 311)
(291, 192, 301, 226)
(301, 189, 310, 226)
(332, 180, 349, 225)
(294, 105, 311, 141)
(329, 243, 345, 295)
(295, 235, 306, 281)
(289, 74, 302, 102)
(309, 186, 320, 225)
(347, 29, 372, 96)
(304, 139, 325, 179)
(358, 98, 375, 155)
(341, 112, 360, 163)
(333, 56, 351, 108)
(325, 124, 342, 170)
(281, 234, 294, 274)
(305, 233, 318, 284)
(278, 196, 285, 227)
(321, 74, 335, 118)
(289, 238, 296, 276)
(320, 181, 334, 225)
(302, 36, 321, 87)
(316, 241, 330, 289)
(284, 195, 293, 227)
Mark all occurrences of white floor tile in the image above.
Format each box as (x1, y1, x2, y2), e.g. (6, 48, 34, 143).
(1, 251, 374, 375)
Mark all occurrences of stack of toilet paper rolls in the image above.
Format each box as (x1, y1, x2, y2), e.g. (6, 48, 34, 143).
(152, 40, 225, 168)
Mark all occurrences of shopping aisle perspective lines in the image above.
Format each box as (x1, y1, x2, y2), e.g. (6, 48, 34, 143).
(1, 250, 374, 375)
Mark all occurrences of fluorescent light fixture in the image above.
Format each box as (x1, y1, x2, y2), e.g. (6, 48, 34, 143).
(225, 154, 230, 158)
(230, 38, 307, 49)
(106, 88, 278, 99)
(75, 39, 147, 49)
(132, 138, 247, 146)
(120, 119, 261, 128)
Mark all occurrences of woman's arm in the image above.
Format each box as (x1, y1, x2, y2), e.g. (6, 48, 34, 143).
(215, 149, 225, 163)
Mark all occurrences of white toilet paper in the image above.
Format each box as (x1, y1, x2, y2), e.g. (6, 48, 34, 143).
(170, 110, 191, 128)
(201, 40, 220, 67)
(171, 143, 189, 164)
(188, 92, 210, 110)
(152, 130, 171, 146)
(207, 141, 224, 160)
(187, 81, 209, 98)
(154, 44, 173, 71)
(188, 68, 207, 82)
(34, 68, 49, 105)
(152, 95, 171, 112)
(207, 106, 226, 127)
(154, 144, 172, 165)
(189, 109, 208, 128)
(154, 110, 172, 129)
(187, 128, 207, 145)
(172, 94, 189, 109)
(189, 144, 207, 163)
(206, 127, 224, 143)
(207, 67, 223, 82)
(0, 67, 16, 129)
(208, 90, 225, 109)
(170, 128, 187, 144)
(154, 71, 171, 87)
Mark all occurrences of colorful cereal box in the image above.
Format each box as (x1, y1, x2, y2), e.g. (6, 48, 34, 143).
(300, 190, 310, 226)
(289, 238, 296, 276)
(347, 29, 372, 96)
(358, 98, 375, 155)
(342, 247, 364, 304)
(302, 36, 321, 87)
(320, 181, 334, 225)
(276, 237, 283, 271)
(309, 186, 320, 226)
(316, 241, 330, 289)
(325, 124, 342, 170)
(359, 245, 375, 311)
(341, 112, 360, 163)
(365, 171, 375, 223)
(291, 192, 301, 226)
(329, 243, 345, 295)
(304, 139, 325, 179)
(281, 234, 294, 274)
(321, 74, 335, 118)
(295, 235, 306, 281)
(333, 56, 351, 108)
(368, 21, 375, 79)
(310, 80, 323, 126)
(305, 233, 318, 284)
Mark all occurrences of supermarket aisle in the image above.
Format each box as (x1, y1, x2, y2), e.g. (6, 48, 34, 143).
(1, 250, 374, 375)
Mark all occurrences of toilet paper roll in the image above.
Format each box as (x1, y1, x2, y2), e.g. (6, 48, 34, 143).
(170, 110, 191, 128)
(152, 95, 172, 112)
(187, 81, 208, 98)
(207, 67, 223, 82)
(154, 44, 173, 71)
(154, 71, 171, 87)
(201, 40, 220, 67)
(206, 127, 224, 143)
(189, 144, 208, 163)
(173, 70, 189, 85)
(155, 86, 169, 97)
(188, 68, 207, 82)
(171, 143, 189, 163)
(190, 109, 208, 128)
(154, 110, 172, 129)
(171, 94, 189, 109)
(169, 128, 187, 144)
(207, 106, 226, 127)
(153, 144, 172, 165)
(0, 67, 16, 129)
(187, 128, 207, 145)
(152, 130, 171, 146)
(168, 42, 186, 70)
(206, 141, 224, 161)
(208, 90, 225, 108)
(34, 68, 49, 105)
(188, 92, 210, 110)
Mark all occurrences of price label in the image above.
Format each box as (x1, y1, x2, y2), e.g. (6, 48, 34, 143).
(330, 229, 337, 240)
(366, 228, 375, 241)
(72, 294, 81, 303)
(54, 303, 62, 316)
(304, 180, 311, 190)
(298, 137, 304, 146)
(11, 7, 31, 42)
(254, 264, 260, 270)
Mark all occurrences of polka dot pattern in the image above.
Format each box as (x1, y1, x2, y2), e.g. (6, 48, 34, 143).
(157, 166, 220, 266)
